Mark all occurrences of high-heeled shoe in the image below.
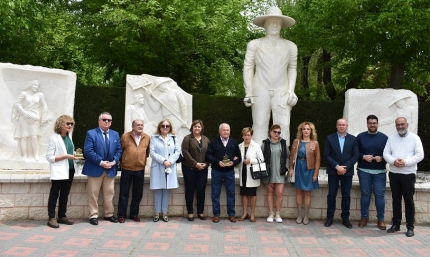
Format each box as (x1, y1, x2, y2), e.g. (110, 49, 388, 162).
(187, 214, 194, 221)
(238, 214, 249, 221)
(198, 214, 206, 220)
(250, 216, 256, 222)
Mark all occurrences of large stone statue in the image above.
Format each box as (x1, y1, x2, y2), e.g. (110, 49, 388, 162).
(243, 6, 298, 145)
(0, 63, 76, 170)
(11, 80, 48, 161)
(125, 74, 192, 143)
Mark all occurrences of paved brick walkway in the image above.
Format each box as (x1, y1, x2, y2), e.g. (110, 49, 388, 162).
(1, 217, 430, 256)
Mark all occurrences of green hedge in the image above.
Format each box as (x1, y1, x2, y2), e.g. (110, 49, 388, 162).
(73, 86, 429, 171)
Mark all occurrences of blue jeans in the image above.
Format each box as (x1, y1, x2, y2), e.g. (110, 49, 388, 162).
(327, 174, 352, 220)
(117, 169, 144, 218)
(358, 169, 386, 220)
(211, 168, 235, 216)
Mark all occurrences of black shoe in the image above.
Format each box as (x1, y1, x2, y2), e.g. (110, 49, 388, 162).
(387, 224, 400, 233)
(187, 215, 194, 221)
(104, 216, 118, 223)
(198, 214, 206, 220)
(89, 218, 98, 226)
(406, 228, 414, 237)
(324, 217, 333, 227)
(342, 219, 353, 229)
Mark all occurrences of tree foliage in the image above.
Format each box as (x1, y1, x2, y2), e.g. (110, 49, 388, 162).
(1, 0, 429, 100)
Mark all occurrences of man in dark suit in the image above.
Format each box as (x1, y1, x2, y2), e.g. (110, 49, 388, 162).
(206, 123, 242, 223)
(324, 118, 359, 228)
(82, 112, 122, 225)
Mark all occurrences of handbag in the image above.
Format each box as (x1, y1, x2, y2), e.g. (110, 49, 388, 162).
(250, 158, 270, 180)
(288, 140, 300, 183)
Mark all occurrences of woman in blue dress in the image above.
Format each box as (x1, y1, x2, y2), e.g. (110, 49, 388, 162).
(289, 121, 320, 225)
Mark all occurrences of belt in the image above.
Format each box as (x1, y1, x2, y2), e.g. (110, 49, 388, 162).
(298, 158, 306, 160)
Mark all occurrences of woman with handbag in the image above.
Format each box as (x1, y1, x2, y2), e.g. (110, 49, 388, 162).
(289, 121, 320, 225)
(150, 119, 180, 222)
(181, 120, 210, 221)
(237, 127, 264, 222)
(261, 124, 289, 223)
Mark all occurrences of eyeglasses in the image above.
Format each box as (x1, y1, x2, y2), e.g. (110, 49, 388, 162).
(101, 119, 112, 122)
(272, 131, 281, 135)
(66, 122, 74, 126)
(160, 124, 170, 128)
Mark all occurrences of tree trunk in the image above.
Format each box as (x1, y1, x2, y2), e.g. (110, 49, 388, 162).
(302, 56, 311, 98)
(321, 49, 336, 100)
(322, 49, 331, 86)
(390, 63, 405, 89)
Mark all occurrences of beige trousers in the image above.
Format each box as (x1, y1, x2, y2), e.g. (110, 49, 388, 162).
(87, 171, 115, 218)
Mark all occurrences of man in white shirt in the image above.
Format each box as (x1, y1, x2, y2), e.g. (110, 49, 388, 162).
(383, 117, 424, 237)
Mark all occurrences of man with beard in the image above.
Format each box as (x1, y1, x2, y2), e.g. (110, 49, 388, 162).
(356, 115, 388, 230)
(383, 117, 424, 237)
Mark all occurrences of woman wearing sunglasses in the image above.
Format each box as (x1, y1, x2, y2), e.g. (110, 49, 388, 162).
(149, 119, 181, 222)
(261, 124, 289, 223)
(45, 115, 78, 228)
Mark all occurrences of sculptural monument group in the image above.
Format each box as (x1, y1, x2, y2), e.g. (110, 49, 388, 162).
(0, 7, 419, 171)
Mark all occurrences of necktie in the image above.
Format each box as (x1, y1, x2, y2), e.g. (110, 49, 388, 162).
(103, 131, 110, 157)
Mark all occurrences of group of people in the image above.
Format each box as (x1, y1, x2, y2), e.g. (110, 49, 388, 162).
(323, 116, 423, 238)
(44, 112, 424, 238)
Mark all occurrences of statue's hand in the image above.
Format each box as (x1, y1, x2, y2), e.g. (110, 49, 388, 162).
(243, 94, 254, 107)
(285, 90, 298, 106)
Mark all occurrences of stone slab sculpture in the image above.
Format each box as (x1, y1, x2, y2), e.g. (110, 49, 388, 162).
(344, 89, 418, 137)
(243, 6, 298, 145)
(125, 74, 192, 144)
(0, 63, 76, 170)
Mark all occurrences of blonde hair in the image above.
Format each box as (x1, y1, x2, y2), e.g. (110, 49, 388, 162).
(241, 127, 253, 136)
(53, 115, 74, 134)
(296, 121, 318, 141)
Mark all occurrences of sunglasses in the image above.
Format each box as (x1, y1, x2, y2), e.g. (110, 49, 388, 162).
(101, 119, 112, 122)
(160, 124, 171, 128)
(272, 131, 281, 135)
(66, 122, 74, 126)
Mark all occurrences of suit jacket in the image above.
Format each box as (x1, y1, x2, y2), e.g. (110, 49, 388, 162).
(82, 128, 122, 178)
(324, 132, 359, 176)
(46, 134, 78, 180)
(206, 136, 242, 171)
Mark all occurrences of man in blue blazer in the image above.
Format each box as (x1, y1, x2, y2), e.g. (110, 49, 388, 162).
(206, 123, 242, 223)
(324, 118, 359, 228)
(82, 112, 122, 225)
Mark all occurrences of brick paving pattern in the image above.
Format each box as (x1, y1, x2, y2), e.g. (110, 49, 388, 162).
(1, 218, 430, 256)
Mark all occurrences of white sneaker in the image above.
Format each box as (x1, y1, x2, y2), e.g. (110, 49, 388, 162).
(267, 211, 274, 223)
(275, 212, 283, 223)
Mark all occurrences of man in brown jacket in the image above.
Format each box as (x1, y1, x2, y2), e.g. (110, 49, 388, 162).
(117, 119, 150, 223)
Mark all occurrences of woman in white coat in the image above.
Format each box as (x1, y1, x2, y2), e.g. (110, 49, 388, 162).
(45, 115, 78, 228)
(237, 127, 264, 222)
(150, 119, 180, 222)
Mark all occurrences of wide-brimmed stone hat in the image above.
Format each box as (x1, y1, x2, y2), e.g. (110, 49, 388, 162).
(253, 6, 295, 28)
(389, 93, 410, 106)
